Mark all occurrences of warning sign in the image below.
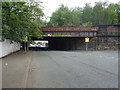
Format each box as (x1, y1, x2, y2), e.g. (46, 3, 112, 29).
(85, 38, 89, 42)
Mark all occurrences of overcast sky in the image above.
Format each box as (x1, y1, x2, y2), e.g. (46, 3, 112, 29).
(40, 0, 120, 21)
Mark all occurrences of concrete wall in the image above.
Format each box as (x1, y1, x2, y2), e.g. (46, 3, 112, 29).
(0, 39, 20, 58)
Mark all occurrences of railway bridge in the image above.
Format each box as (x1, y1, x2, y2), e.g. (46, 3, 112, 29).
(32, 27, 97, 50)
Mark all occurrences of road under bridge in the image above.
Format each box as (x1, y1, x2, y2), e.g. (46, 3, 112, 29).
(33, 37, 96, 50)
(32, 27, 97, 50)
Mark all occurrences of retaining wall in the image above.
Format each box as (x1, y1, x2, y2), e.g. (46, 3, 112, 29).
(0, 39, 20, 58)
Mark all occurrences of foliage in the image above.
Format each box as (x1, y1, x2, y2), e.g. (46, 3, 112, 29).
(2, 2, 44, 43)
(46, 1, 119, 27)
(81, 3, 93, 25)
(70, 7, 83, 26)
(47, 5, 72, 27)
(117, 1, 120, 24)
(92, 2, 118, 25)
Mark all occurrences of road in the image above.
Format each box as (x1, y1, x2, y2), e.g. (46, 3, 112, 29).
(2, 50, 118, 88)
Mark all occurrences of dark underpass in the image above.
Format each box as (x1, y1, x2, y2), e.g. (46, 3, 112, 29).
(32, 37, 95, 51)
(30, 27, 97, 51)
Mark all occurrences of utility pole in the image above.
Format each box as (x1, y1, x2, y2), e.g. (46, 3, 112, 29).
(86, 42, 88, 51)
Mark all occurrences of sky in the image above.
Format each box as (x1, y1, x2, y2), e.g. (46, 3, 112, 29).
(40, 0, 120, 21)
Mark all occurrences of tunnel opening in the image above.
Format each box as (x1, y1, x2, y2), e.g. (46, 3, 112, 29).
(47, 37, 86, 50)
(29, 39, 49, 51)
(31, 37, 94, 51)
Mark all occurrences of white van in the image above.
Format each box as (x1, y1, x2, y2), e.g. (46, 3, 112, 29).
(29, 40, 48, 49)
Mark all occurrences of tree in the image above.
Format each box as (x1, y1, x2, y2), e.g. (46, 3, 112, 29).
(46, 1, 119, 27)
(70, 7, 82, 26)
(2, 1, 44, 43)
(117, 1, 120, 24)
(81, 3, 93, 26)
(47, 5, 72, 27)
(105, 3, 118, 24)
(92, 2, 106, 25)
(92, 2, 118, 26)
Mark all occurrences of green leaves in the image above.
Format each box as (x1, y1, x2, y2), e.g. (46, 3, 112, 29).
(47, 2, 119, 27)
(2, 2, 44, 43)
(48, 5, 72, 27)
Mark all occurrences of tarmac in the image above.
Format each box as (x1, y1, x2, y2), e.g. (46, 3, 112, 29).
(2, 50, 118, 88)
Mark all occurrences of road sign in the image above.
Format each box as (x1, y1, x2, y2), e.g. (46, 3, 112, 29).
(85, 38, 89, 42)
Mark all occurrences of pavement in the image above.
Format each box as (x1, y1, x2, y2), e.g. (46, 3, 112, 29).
(2, 50, 119, 88)
(0, 59, 2, 90)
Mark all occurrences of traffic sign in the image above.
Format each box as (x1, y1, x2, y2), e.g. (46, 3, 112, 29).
(85, 38, 89, 42)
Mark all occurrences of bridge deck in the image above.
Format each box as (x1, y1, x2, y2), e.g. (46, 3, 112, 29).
(41, 27, 97, 32)
(41, 27, 97, 37)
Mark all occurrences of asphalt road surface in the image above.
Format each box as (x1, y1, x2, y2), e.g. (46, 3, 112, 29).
(2, 50, 118, 88)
